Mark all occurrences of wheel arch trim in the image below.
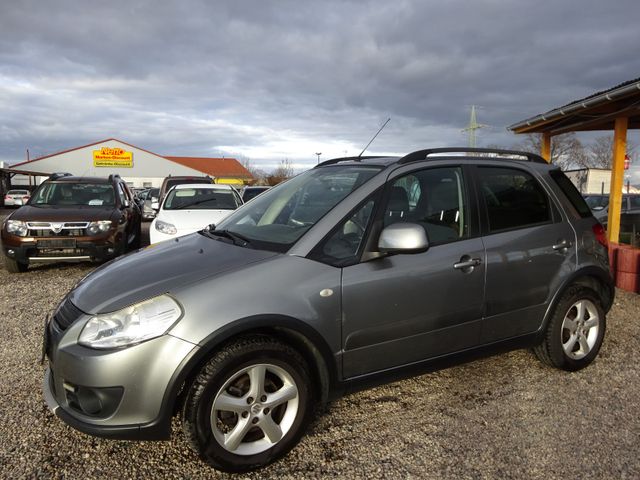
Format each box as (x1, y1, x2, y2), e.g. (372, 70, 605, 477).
(152, 315, 338, 439)
(540, 266, 614, 336)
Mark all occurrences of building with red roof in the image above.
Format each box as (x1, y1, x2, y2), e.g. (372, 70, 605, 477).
(10, 138, 253, 188)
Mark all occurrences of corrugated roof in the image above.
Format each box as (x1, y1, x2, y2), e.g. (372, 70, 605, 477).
(509, 77, 640, 134)
(165, 156, 252, 179)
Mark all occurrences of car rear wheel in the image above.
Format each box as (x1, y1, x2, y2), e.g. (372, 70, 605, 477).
(534, 285, 606, 371)
(182, 336, 313, 472)
(5, 257, 28, 273)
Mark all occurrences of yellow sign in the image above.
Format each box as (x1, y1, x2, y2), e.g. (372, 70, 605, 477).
(93, 147, 133, 168)
(215, 177, 244, 185)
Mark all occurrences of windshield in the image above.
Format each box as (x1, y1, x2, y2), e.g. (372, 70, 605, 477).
(164, 188, 239, 210)
(30, 182, 116, 206)
(213, 165, 382, 252)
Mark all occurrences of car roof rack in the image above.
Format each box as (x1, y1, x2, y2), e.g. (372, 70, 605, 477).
(48, 172, 73, 180)
(315, 156, 388, 168)
(397, 147, 547, 165)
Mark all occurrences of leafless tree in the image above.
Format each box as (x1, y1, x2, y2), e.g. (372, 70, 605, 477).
(588, 135, 637, 169)
(266, 158, 294, 186)
(240, 157, 269, 185)
(513, 133, 589, 169)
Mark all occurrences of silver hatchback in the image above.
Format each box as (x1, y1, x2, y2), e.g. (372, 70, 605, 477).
(43, 148, 614, 472)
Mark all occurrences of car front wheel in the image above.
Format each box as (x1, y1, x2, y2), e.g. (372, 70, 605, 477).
(534, 285, 606, 371)
(182, 336, 313, 472)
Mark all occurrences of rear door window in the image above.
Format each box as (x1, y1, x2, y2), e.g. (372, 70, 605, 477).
(478, 167, 551, 232)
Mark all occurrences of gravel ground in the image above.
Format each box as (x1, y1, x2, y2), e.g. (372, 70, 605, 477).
(1, 207, 639, 479)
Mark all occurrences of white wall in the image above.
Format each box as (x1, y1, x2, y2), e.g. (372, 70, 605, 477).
(10, 140, 205, 187)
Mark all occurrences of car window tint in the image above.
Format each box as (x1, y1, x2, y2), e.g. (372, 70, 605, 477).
(549, 170, 591, 218)
(384, 167, 468, 245)
(313, 198, 377, 267)
(117, 183, 127, 205)
(629, 196, 640, 208)
(479, 167, 550, 232)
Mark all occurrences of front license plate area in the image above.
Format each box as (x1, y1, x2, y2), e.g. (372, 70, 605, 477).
(37, 239, 76, 248)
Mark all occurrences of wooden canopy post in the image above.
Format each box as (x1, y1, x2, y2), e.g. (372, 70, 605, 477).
(541, 132, 552, 162)
(607, 116, 629, 243)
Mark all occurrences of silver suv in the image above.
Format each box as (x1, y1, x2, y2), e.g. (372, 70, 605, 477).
(43, 148, 613, 472)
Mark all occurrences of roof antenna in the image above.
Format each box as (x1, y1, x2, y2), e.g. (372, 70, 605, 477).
(358, 118, 391, 157)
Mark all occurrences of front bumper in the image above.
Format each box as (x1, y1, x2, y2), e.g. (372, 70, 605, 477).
(44, 314, 198, 440)
(2, 237, 118, 263)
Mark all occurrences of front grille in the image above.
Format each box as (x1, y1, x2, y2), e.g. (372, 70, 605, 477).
(27, 222, 89, 237)
(53, 298, 85, 330)
(30, 229, 85, 237)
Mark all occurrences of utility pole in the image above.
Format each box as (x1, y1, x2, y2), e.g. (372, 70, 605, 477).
(315, 152, 322, 164)
(462, 105, 487, 148)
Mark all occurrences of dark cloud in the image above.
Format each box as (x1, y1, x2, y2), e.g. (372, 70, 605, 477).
(1, 0, 639, 170)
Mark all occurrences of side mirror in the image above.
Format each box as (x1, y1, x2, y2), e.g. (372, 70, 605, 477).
(151, 201, 159, 211)
(378, 223, 429, 253)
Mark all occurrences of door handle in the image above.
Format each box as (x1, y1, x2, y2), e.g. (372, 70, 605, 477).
(453, 257, 482, 270)
(552, 240, 573, 251)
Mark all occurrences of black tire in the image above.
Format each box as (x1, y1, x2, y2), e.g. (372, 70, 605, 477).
(534, 285, 606, 371)
(182, 336, 313, 473)
(5, 257, 28, 273)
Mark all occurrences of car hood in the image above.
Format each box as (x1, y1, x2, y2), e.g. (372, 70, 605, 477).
(8, 204, 117, 222)
(68, 232, 279, 314)
(157, 209, 234, 231)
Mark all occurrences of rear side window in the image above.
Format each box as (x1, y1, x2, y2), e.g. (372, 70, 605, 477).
(478, 167, 551, 232)
(549, 170, 592, 218)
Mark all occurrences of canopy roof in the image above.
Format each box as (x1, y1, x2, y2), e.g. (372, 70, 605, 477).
(509, 78, 640, 135)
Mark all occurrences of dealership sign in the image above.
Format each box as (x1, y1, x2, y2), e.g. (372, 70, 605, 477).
(93, 147, 133, 168)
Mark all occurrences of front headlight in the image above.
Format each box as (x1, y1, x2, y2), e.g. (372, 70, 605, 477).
(87, 220, 113, 235)
(5, 220, 28, 237)
(155, 219, 177, 235)
(78, 295, 182, 349)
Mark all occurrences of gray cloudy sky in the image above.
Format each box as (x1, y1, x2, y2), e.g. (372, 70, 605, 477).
(1, 0, 639, 171)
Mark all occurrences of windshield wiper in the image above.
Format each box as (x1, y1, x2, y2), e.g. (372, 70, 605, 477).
(204, 228, 252, 247)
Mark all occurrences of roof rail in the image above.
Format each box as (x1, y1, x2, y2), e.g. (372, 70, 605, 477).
(397, 147, 547, 165)
(315, 156, 386, 168)
(48, 172, 73, 180)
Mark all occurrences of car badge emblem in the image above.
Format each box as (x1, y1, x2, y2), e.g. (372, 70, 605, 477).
(51, 223, 64, 233)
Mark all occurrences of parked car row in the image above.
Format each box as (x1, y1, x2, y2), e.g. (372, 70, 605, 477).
(40, 148, 613, 473)
(0, 173, 272, 271)
(583, 193, 640, 236)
